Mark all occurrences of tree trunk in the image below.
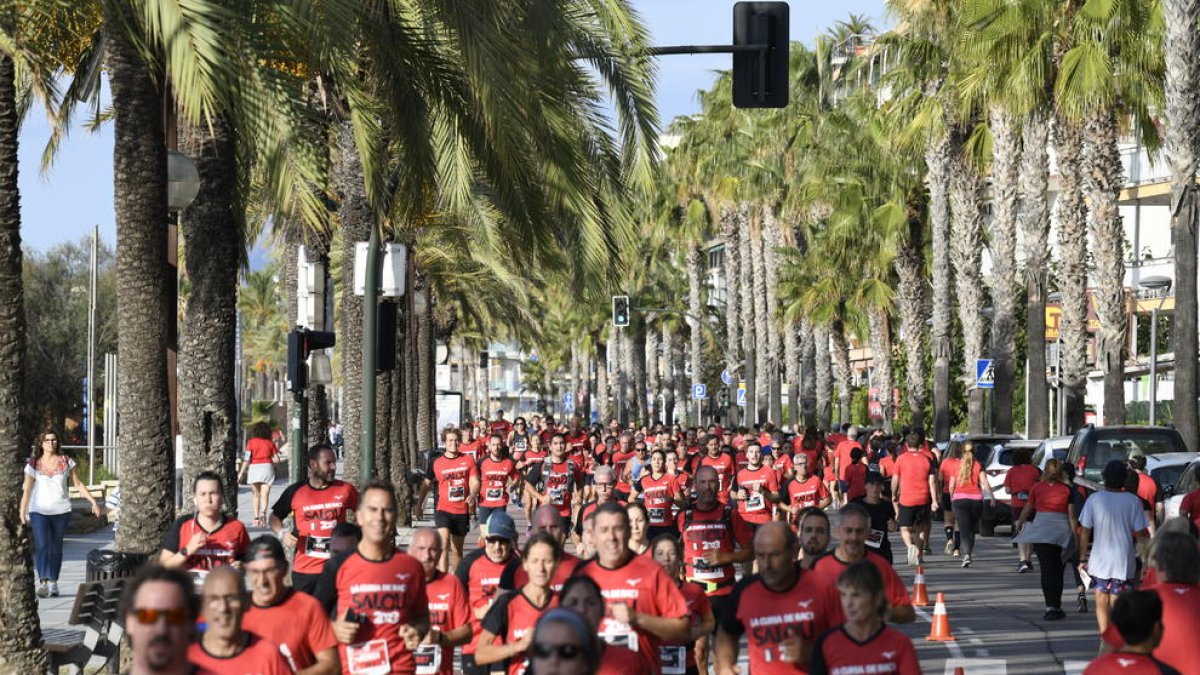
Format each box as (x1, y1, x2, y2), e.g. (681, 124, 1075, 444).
(1055, 114, 1091, 433)
(687, 246, 704, 421)
(751, 218, 771, 423)
(662, 325, 676, 425)
(894, 204, 928, 431)
(830, 317, 852, 425)
(645, 321, 660, 424)
(764, 209, 783, 425)
(814, 324, 833, 430)
(868, 309, 895, 432)
(0, 50, 46, 673)
(1021, 112, 1052, 439)
(416, 282, 435, 456)
(722, 208, 742, 427)
(784, 319, 801, 431)
(951, 140, 988, 434)
(179, 114, 240, 512)
(800, 318, 817, 427)
(375, 370, 392, 483)
(108, 17, 175, 554)
(333, 120, 370, 485)
(740, 208, 756, 425)
(631, 323, 648, 425)
(1165, 0, 1200, 448)
(596, 339, 610, 422)
(988, 107, 1021, 434)
(928, 132, 954, 442)
(1083, 109, 1128, 424)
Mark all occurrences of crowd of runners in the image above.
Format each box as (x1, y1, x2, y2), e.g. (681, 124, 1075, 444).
(113, 412, 1200, 674)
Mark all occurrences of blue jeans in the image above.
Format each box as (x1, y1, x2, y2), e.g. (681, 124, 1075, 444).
(30, 512, 70, 581)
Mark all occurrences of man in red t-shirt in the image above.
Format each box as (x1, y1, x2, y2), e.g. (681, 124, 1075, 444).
(477, 434, 519, 529)
(714, 522, 845, 674)
(409, 528, 473, 675)
(429, 429, 480, 571)
(833, 427, 863, 506)
(525, 434, 585, 520)
(890, 433, 939, 566)
(1086, 590, 1180, 675)
(609, 433, 638, 500)
(571, 501, 690, 671)
(732, 443, 781, 529)
(242, 535, 339, 673)
(692, 435, 736, 503)
(189, 566, 292, 675)
(316, 481, 430, 675)
(160, 471, 250, 582)
(810, 504, 915, 624)
(1129, 456, 1159, 536)
(785, 454, 832, 520)
(455, 511, 522, 675)
(490, 410, 513, 438)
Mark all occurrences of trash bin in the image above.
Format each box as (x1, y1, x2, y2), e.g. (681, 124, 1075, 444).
(86, 549, 149, 582)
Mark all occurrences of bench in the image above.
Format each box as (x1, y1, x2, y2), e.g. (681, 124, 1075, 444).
(43, 579, 125, 674)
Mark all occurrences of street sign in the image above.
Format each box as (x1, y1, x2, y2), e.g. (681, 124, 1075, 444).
(563, 392, 574, 412)
(692, 383, 707, 400)
(976, 359, 995, 389)
(721, 370, 733, 385)
(736, 382, 747, 407)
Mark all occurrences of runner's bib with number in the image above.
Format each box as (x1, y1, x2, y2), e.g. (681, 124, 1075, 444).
(745, 491, 765, 512)
(448, 483, 466, 502)
(346, 639, 391, 675)
(413, 644, 441, 675)
(600, 623, 638, 652)
(305, 535, 332, 558)
(659, 645, 686, 674)
(866, 529, 884, 549)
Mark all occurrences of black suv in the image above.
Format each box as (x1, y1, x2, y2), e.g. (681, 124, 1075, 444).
(1064, 425, 1190, 490)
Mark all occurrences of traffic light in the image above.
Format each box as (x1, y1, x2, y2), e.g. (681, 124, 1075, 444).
(732, 2, 790, 108)
(612, 296, 631, 327)
(287, 327, 336, 393)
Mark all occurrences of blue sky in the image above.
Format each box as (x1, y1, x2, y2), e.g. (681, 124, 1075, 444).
(17, 1, 887, 256)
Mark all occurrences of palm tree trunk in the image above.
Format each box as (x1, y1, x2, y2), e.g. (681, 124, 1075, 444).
(989, 107, 1021, 434)
(631, 324, 648, 424)
(928, 131, 954, 443)
(894, 204, 928, 430)
(868, 309, 895, 432)
(751, 219, 771, 423)
(814, 324, 833, 430)
(334, 120, 369, 485)
(1021, 112, 1052, 439)
(179, 114, 239, 512)
(596, 339, 610, 422)
(375, 370, 392, 482)
(108, 17, 174, 554)
(687, 247, 704, 421)
(0, 51, 46, 672)
(722, 208, 741, 426)
(662, 324, 676, 424)
(1165, 0, 1200, 448)
(764, 209, 783, 425)
(645, 321, 660, 423)
(1055, 114, 1091, 433)
(415, 285, 435, 455)
(784, 320, 801, 430)
(951, 142, 988, 434)
(740, 209, 756, 425)
(830, 317, 852, 425)
(800, 318, 817, 427)
(1083, 109, 1127, 424)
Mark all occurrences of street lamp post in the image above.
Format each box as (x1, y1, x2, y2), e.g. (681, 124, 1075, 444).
(1048, 292, 1064, 436)
(1140, 276, 1173, 425)
(167, 150, 200, 507)
(980, 307, 995, 433)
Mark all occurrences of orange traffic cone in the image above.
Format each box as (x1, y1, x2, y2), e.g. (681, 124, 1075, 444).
(926, 593, 956, 641)
(911, 566, 929, 607)
(953, 668, 965, 675)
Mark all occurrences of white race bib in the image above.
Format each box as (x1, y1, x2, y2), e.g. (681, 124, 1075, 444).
(485, 487, 504, 502)
(659, 645, 686, 674)
(448, 484, 466, 503)
(413, 644, 441, 675)
(346, 639, 391, 675)
(746, 491, 765, 512)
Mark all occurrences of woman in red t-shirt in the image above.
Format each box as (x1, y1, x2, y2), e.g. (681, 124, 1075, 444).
(651, 531, 714, 675)
(948, 442, 995, 568)
(476, 533, 560, 675)
(1013, 459, 1081, 620)
(238, 422, 280, 527)
(810, 560, 921, 675)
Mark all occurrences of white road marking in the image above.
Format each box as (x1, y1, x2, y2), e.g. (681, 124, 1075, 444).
(1063, 660, 1090, 675)
(943, 658, 1007, 674)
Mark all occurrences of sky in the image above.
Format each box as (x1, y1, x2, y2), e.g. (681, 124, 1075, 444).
(17, 0, 887, 256)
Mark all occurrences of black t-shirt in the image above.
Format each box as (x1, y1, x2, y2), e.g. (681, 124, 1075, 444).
(851, 496, 895, 554)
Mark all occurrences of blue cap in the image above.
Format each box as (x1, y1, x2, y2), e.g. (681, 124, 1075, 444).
(486, 511, 518, 541)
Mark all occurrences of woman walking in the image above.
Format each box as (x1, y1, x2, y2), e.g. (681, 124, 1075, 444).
(1013, 459, 1080, 620)
(238, 422, 280, 527)
(20, 429, 102, 597)
(938, 440, 963, 556)
(949, 441, 995, 568)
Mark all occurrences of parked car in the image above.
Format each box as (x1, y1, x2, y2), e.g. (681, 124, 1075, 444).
(1031, 436, 1073, 470)
(1162, 459, 1200, 522)
(978, 439, 1040, 536)
(1065, 425, 1189, 492)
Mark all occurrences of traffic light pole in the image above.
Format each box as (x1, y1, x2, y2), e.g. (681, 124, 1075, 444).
(290, 390, 307, 483)
(361, 227, 381, 482)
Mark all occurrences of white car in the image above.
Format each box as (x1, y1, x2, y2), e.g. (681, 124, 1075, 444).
(979, 438, 1038, 536)
(1031, 436, 1073, 470)
(1162, 458, 1200, 522)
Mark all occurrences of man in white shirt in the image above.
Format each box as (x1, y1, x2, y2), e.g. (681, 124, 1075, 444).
(1079, 460, 1150, 635)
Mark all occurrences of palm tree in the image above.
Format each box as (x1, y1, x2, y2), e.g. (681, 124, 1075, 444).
(1019, 113, 1053, 438)
(985, 108, 1022, 434)
(949, 134, 989, 434)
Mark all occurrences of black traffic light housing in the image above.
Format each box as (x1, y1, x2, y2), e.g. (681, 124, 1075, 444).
(733, 2, 789, 108)
(612, 296, 631, 327)
(287, 327, 336, 393)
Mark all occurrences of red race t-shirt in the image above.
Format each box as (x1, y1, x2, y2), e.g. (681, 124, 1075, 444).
(938, 457, 960, 495)
(843, 463, 868, 502)
(1100, 583, 1200, 674)
(772, 452, 795, 483)
(696, 452, 737, 502)
(893, 451, 935, 507)
(596, 644, 652, 675)
(1083, 652, 1182, 675)
(879, 454, 896, 478)
(810, 625, 921, 675)
(245, 437, 279, 464)
(1179, 489, 1200, 533)
(611, 449, 638, 492)
(481, 590, 557, 675)
(678, 503, 752, 596)
(735, 465, 780, 525)
(460, 439, 483, 464)
(424, 571, 471, 675)
(1005, 465, 1041, 509)
(1028, 481, 1071, 514)
(478, 457, 518, 508)
(271, 479, 360, 575)
(432, 453, 478, 515)
(637, 472, 681, 527)
(786, 476, 830, 518)
(161, 514, 249, 576)
(659, 581, 711, 672)
(952, 461, 983, 496)
(491, 420, 513, 438)
(811, 551, 912, 609)
(719, 565, 845, 675)
(571, 553, 689, 672)
(834, 441, 862, 481)
(1137, 473, 1159, 508)
(243, 589, 337, 672)
(188, 634, 291, 675)
(315, 549, 428, 675)
(526, 458, 584, 518)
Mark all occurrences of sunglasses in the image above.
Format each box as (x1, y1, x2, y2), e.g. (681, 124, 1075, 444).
(131, 607, 191, 626)
(485, 536, 511, 545)
(531, 642, 585, 660)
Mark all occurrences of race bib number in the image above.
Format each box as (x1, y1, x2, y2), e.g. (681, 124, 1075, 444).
(659, 645, 686, 674)
(448, 483, 466, 503)
(346, 639, 391, 675)
(549, 487, 565, 505)
(746, 491, 765, 512)
(866, 529, 884, 549)
(305, 535, 332, 559)
(648, 507, 666, 524)
(691, 556, 723, 580)
(413, 644, 441, 675)
(485, 487, 505, 502)
(600, 625, 638, 652)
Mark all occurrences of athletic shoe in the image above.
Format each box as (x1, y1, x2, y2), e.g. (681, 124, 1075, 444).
(961, 555, 972, 568)
(36, 581, 48, 598)
(1017, 560, 1033, 574)
(907, 546, 919, 567)
(1043, 608, 1066, 621)
(48, 581, 59, 597)
(944, 539, 955, 556)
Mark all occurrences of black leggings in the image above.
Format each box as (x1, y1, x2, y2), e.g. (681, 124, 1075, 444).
(951, 499, 983, 556)
(1033, 543, 1066, 609)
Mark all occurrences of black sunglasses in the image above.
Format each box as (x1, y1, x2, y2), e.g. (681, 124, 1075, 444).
(531, 642, 585, 660)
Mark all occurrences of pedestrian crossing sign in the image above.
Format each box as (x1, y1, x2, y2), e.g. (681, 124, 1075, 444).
(976, 359, 995, 389)
(736, 382, 747, 407)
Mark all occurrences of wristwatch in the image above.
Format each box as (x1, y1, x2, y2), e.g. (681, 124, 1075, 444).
(180, 546, 190, 558)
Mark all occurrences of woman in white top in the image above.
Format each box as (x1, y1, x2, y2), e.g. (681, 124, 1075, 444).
(19, 429, 101, 598)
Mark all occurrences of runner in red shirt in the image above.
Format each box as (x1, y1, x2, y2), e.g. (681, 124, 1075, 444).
(429, 429, 480, 571)
(938, 442, 963, 556)
(455, 511, 523, 675)
(785, 454, 832, 522)
(574, 466, 623, 553)
(476, 533, 561, 675)
(525, 435, 585, 519)
(771, 444, 795, 484)
(810, 504, 915, 624)
(714, 522, 845, 674)
(651, 534, 715, 675)
(630, 448, 685, 540)
(610, 433, 638, 500)
(1004, 446, 1041, 568)
(564, 417, 592, 466)
(491, 410, 513, 438)
(1087, 590, 1182, 675)
(509, 505, 583, 592)
(1130, 456, 1160, 535)
(890, 432, 939, 566)
(809, 559, 921, 675)
(160, 471, 249, 583)
(519, 433, 548, 523)
(571, 501, 690, 671)
(692, 436, 736, 503)
(407, 528, 472, 675)
(189, 566, 291, 675)
(732, 443, 781, 528)
(242, 536, 338, 673)
(478, 434, 520, 529)
(833, 428, 863, 504)
(842, 448, 868, 503)
(316, 481, 430, 675)
(269, 444, 360, 594)
(460, 426, 484, 464)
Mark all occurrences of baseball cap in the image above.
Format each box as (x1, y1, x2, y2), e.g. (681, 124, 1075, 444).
(486, 511, 518, 541)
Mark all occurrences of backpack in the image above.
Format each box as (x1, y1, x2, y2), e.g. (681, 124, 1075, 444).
(536, 457, 576, 495)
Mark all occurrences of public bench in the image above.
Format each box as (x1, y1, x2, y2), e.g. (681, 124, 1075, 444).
(42, 578, 125, 674)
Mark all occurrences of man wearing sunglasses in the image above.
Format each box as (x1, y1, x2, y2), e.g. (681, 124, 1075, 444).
(455, 510, 522, 675)
(122, 565, 198, 675)
(188, 565, 292, 673)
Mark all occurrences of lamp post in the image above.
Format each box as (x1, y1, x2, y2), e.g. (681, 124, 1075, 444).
(166, 149, 200, 506)
(1140, 276, 1173, 425)
(980, 306, 995, 433)
(1049, 292, 1064, 435)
